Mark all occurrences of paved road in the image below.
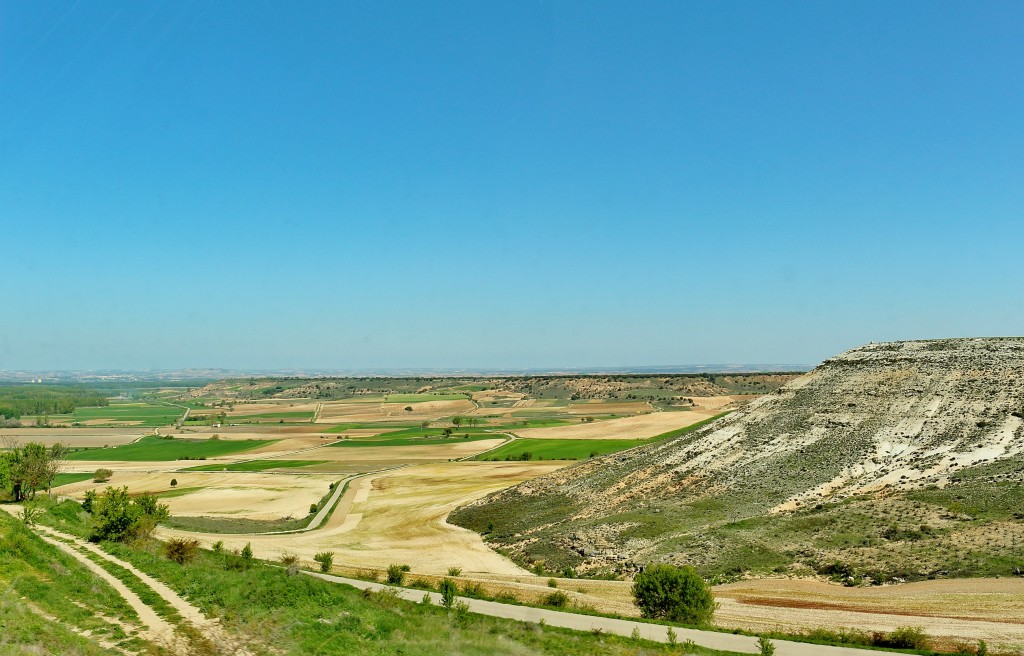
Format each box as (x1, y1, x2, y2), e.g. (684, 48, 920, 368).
(305, 571, 902, 656)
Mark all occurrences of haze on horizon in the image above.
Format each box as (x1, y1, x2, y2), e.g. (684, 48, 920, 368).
(1, 2, 1021, 372)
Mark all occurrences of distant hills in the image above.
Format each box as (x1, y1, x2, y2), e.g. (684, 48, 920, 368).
(0, 364, 810, 383)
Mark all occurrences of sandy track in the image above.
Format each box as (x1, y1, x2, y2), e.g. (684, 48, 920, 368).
(30, 522, 249, 655)
(514, 409, 722, 440)
(157, 461, 566, 576)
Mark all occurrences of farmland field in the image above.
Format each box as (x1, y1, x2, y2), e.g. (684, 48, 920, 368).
(65, 435, 272, 461)
(8, 371, 1012, 652)
(182, 459, 328, 472)
(26, 401, 184, 427)
(476, 438, 653, 461)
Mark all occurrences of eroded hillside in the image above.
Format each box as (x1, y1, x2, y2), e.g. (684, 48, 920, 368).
(450, 338, 1024, 583)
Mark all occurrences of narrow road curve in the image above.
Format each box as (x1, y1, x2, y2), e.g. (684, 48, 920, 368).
(304, 571, 904, 656)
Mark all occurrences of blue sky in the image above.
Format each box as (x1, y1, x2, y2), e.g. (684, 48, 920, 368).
(1, 1, 1021, 370)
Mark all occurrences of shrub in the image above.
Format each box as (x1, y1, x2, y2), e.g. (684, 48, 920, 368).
(164, 537, 199, 565)
(541, 591, 569, 607)
(547, 578, 558, 588)
(314, 551, 334, 573)
(279, 553, 299, 566)
(241, 542, 253, 566)
(211, 540, 224, 553)
(90, 487, 169, 542)
(386, 564, 406, 585)
(447, 566, 462, 577)
(309, 504, 318, 514)
(93, 468, 113, 483)
(758, 636, 776, 656)
(631, 563, 715, 625)
(170, 478, 177, 487)
(439, 577, 458, 609)
(82, 489, 96, 513)
(875, 626, 929, 650)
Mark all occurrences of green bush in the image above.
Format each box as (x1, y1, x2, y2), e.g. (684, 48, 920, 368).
(93, 468, 113, 483)
(439, 577, 458, 609)
(386, 563, 406, 585)
(314, 551, 334, 573)
(874, 626, 929, 650)
(90, 486, 169, 542)
(541, 590, 569, 607)
(631, 563, 715, 624)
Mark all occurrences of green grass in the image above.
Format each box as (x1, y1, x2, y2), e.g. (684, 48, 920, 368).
(50, 472, 94, 487)
(0, 510, 149, 653)
(95, 537, 742, 656)
(33, 401, 183, 427)
(183, 459, 328, 472)
(477, 438, 653, 461)
(66, 434, 274, 462)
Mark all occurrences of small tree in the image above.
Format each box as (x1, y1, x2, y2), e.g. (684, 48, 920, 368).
(631, 563, 715, 624)
(241, 542, 254, 567)
(82, 489, 97, 513)
(90, 487, 169, 542)
(386, 563, 406, 585)
(757, 636, 776, 656)
(439, 577, 458, 609)
(314, 551, 334, 572)
(170, 478, 177, 487)
(94, 468, 113, 483)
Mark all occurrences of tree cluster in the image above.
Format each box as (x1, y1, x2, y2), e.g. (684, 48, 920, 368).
(0, 440, 68, 501)
(0, 385, 108, 419)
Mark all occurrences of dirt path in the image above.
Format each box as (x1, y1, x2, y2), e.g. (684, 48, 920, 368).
(30, 528, 180, 650)
(12, 511, 251, 655)
(305, 571, 904, 656)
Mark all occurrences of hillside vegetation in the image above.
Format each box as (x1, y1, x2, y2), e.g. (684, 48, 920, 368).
(451, 338, 1024, 584)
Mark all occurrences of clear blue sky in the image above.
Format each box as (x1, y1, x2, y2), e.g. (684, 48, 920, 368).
(1, 1, 1021, 371)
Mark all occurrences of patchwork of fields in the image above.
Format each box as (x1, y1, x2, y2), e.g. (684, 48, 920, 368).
(4, 369, 1018, 652)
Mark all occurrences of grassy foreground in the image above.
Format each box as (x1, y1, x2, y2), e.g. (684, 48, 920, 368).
(19, 499, 740, 656)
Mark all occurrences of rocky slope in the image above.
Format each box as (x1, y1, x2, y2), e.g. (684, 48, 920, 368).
(450, 338, 1024, 582)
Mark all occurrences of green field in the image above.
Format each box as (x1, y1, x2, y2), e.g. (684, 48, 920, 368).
(37, 402, 183, 427)
(49, 472, 94, 487)
(477, 438, 653, 461)
(65, 435, 273, 462)
(182, 459, 327, 472)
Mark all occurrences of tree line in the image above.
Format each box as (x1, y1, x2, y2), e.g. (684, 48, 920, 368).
(0, 385, 109, 419)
